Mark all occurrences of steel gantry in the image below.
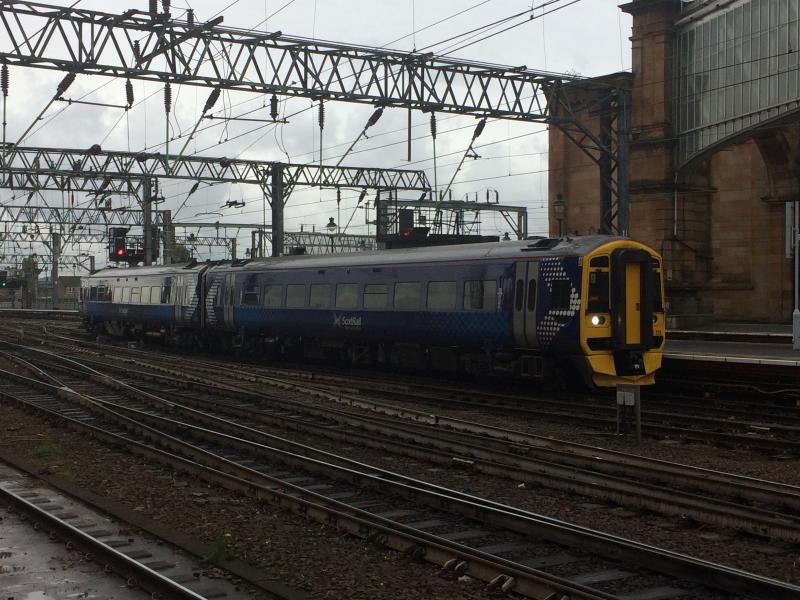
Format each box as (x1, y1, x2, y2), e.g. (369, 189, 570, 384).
(0, 0, 630, 235)
(0, 144, 431, 256)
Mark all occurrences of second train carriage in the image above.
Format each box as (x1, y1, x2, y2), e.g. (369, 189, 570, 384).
(80, 235, 665, 387)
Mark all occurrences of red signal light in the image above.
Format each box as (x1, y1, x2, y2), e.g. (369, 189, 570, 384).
(116, 248, 126, 256)
(402, 228, 412, 238)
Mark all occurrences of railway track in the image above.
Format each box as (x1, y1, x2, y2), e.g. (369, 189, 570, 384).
(0, 463, 241, 599)
(21, 320, 800, 453)
(1, 345, 799, 598)
(7, 331, 800, 533)
(25, 344, 800, 540)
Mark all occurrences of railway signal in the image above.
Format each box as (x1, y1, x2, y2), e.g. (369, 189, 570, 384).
(109, 227, 129, 262)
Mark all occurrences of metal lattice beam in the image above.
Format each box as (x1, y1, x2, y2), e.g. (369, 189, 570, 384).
(280, 231, 376, 254)
(0, 145, 430, 192)
(0, 253, 94, 270)
(0, 1, 629, 236)
(0, 1, 569, 121)
(0, 204, 168, 227)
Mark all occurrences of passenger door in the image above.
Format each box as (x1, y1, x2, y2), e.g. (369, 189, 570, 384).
(173, 275, 184, 323)
(223, 272, 235, 329)
(610, 248, 654, 348)
(512, 261, 539, 348)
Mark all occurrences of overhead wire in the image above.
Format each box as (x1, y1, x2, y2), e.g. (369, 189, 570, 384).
(27, 0, 577, 243)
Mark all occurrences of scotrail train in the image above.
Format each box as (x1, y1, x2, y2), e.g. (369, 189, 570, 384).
(80, 235, 666, 387)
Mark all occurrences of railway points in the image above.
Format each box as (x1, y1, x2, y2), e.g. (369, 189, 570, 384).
(1, 321, 800, 598)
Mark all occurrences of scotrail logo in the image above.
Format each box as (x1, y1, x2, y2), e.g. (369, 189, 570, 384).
(333, 314, 362, 330)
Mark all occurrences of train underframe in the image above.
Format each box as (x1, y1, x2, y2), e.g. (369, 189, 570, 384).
(85, 316, 600, 386)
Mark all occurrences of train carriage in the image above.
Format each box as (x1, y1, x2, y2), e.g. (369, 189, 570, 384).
(81, 235, 665, 387)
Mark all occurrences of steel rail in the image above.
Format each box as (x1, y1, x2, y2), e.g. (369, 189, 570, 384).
(0, 368, 616, 600)
(10, 337, 800, 514)
(27, 348, 800, 542)
(4, 344, 800, 598)
(9, 328, 797, 492)
(0, 482, 209, 599)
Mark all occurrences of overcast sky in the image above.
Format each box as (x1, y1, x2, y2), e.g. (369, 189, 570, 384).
(0, 0, 632, 270)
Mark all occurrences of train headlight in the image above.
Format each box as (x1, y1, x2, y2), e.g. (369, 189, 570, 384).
(590, 315, 606, 326)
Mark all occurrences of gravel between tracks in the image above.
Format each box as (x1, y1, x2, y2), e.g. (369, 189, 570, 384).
(202, 391, 800, 586)
(4, 339, 800, 594)
(0, 404, 500, 600)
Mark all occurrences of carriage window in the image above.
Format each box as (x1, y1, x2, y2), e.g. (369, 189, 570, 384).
(286, 284, 306, 308)
(363, 284, 388, 309)
(150, 287, 162, 304)
(427, 281, 456, 310)
(113, 287, 122, 303)
(122, 287, 131, 303)
(514, 279, 524, 311)
(464, 280, 497, 311)
(130, 287, 141, 304)
(394, 282, 421, 309)
(335, 283, 359, 309)
(242, 285, 260, 306)
(310, 284, 331, 308)
(527, 280, 536, 311)
(161, 285, 171, 304)
(263, 284, 283, 308)
(140, 286, 150, 304)
(550, 280, 572, 310)
(89, 287, 98, 301)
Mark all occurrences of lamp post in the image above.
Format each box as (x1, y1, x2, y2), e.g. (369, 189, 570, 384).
(554, 193, 566, 237)
(326, 217, 337, 254)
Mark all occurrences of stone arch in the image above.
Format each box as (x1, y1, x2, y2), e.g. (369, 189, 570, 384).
(751, 127, 800, 203)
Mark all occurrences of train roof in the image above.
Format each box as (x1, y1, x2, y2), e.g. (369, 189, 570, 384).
(232, 234, 627, 271)
(84, 262, 207, 280)
(82, 235, 637, 280)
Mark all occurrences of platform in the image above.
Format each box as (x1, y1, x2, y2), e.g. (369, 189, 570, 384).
(661, 322, 799, 385)
(665, 339, 800, 367)
(668, 322, 792, 344)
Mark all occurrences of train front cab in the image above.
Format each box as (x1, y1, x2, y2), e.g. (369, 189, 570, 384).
(582, 241, 665, 387)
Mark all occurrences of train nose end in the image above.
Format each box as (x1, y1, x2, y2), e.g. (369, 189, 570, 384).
(614, 350, 645, 376)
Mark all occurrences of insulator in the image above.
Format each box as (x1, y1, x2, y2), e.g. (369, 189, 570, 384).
(188, 182, 199, 196)
(164, 82, 172, 113)
(473, 118, 486, 140)
(1, 63, 8, 97)
(203, 87, 220, 114)
(429, 113, 437, 140)
(133, 40, 141, 60)
(149, 0, 157, 17)
(366, 107, 383, 128)
(358, 189, 367, 203)
(56, 72, 76, 96)
(318, 99, 325, 131)
(162, 0, 171, 16)
(269, 94, 279, 121)
(187, 9, 194, 26)
(125, 79, 134, 108)
(336, 189, 341, 205)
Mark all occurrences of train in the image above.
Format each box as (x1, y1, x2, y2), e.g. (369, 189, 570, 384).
(79, 235, 666, 388)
